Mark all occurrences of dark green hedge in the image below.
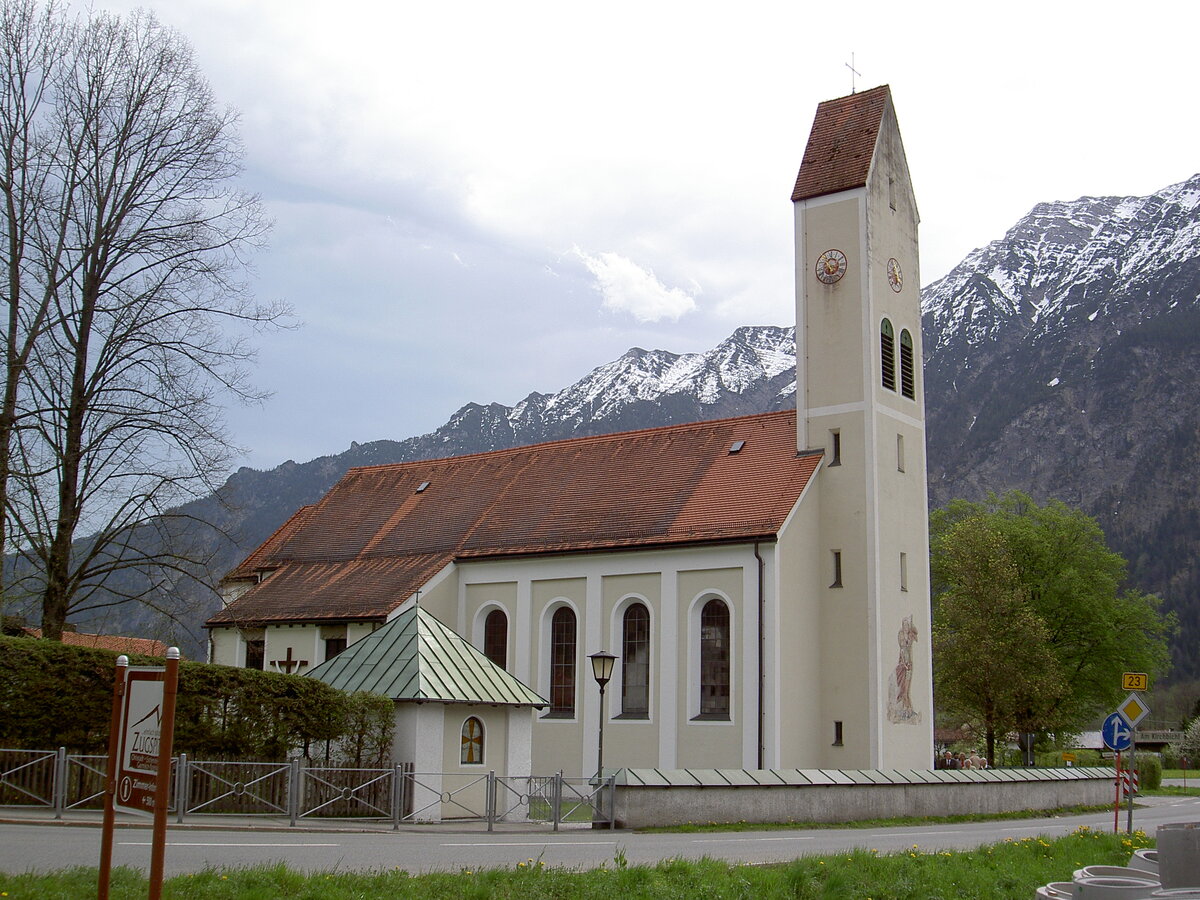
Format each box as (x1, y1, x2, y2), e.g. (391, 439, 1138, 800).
(0, 635, 392, 761)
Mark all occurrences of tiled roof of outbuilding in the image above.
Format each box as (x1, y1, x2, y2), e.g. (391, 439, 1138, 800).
(20, 628, 172, 658)
(791, 84, 891, 202)
(208, 410, 820, 627)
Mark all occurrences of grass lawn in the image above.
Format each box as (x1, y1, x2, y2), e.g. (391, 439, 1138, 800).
(0, 827, 1153, 899)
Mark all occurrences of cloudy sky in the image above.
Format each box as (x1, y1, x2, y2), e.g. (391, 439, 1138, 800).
(93, 0, 1200, 471)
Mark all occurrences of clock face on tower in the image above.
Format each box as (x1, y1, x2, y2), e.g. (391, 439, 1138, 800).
(816, 249, 847, 285)
(887, 257, 903, 292)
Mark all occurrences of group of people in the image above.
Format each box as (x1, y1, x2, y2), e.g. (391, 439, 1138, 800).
(937, 749, 988, 770)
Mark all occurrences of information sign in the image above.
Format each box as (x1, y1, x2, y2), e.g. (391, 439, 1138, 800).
(115, 667, 166, 815)
(1117, 693, 1150, 728)
(1122, 672, 1148, 691)
(1102, 712, 1133, 752)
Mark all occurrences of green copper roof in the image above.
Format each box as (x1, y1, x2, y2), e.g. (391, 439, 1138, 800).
(305, 605, 546, 707)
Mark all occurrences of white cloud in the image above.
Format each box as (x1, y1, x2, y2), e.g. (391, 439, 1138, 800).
(574, 248, 696, 323)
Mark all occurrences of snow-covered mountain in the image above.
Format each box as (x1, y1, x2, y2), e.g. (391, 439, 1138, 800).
(923, 174, 1200, 373)
(435, 325, 797, 447)
(920, 175, 1200, 679)
(60, 176, 1200, 676)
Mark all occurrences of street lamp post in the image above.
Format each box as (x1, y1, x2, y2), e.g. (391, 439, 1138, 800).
(588, 650, 617, 781)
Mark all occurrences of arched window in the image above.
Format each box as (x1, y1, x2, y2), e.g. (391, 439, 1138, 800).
(880, 319, 896, 391)
(483, 609, 507, 670)
(549, 606, 576, 717)
(899, 329, 915, 399)
(461, 716, 484, 765)
(621, 604, 650, 718)
(699, 599, 730, 719)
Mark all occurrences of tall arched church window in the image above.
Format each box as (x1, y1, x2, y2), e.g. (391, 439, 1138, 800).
(880, 319, 896, 391)
(549, 606, 576, 717)
(461, 716, 484, 765)
(899, 329, 915, 399)
(699, 599, 730, 719)
(483, 609, 507, 670)
(621, 604, 650, 718)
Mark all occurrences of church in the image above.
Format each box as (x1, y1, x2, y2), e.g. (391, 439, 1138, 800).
(206, 85, 935, 777)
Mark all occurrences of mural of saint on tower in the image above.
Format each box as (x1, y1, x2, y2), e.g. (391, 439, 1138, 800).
(887, 615, 920, 724)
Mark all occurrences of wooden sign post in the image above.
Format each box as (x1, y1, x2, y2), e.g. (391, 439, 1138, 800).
(98, 654, 129, 900)
(98, 647, 180, 900)
(148, 649, 180, 900)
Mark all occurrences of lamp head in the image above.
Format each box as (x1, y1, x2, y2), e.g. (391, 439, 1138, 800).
(588, 650, 617, 688)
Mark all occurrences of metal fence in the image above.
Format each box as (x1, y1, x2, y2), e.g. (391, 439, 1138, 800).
(0, 748, 614, 830)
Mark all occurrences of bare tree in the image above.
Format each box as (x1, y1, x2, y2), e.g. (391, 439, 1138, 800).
(1, 1, 287, 639)
(0, 0, 69, 611)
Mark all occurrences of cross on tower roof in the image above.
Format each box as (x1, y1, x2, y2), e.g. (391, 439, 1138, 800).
(845, 53, 862, 93)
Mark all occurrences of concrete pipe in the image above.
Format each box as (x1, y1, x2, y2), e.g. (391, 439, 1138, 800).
(1071, 875, 1168, 898)
(1158, 823, 1200, 889)
(1129, 851, 1159, 876)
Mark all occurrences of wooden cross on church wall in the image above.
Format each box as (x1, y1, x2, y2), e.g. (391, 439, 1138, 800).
(271, 646, 308, 674)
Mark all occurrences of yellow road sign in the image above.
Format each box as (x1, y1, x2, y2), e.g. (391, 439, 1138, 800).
(1117, 693, 1150, 728)
(1122, 672, 1148, 691)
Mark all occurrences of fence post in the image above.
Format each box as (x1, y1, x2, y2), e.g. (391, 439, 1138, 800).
(606, 773, 616, 829)
(403, 762, 413, 820)
(53, 747, 66, 819)
(288, 758, 300, 827)
(175, 753, 187, 824)
(391, 764, 401, 831)
(486, 770, 495, 832)
(552, 771, 562, 832)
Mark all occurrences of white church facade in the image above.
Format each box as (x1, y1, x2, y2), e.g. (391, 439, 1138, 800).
(207, 84, 935, 776)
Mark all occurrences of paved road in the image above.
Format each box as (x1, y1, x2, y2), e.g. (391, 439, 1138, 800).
(1, 795, 1197, 877)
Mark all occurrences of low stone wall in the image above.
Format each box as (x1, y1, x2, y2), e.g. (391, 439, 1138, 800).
(611, 767, 1115, 829)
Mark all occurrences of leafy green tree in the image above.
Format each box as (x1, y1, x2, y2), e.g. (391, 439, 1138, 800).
(931, 491, 1173, 761)
(932, 513, 1067, 763)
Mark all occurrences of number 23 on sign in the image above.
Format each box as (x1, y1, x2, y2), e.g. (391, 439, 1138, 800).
(1122, 672, 1148, 692)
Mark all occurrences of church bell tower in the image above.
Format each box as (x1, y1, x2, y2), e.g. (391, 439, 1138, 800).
(792, 85, 934, 768)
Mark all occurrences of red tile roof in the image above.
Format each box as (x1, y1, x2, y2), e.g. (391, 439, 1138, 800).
(209, 411, 820, 627)
(21, 628, 172, 658)
(791, 85, 891, 202)
(223, 504, 317, 582)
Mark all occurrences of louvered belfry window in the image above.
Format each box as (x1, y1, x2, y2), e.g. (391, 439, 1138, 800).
(621, 604, 650, 717)
(699, 599, 730, 719)
(881, 319, 896, 391)
(483, 608, 507, 670)
(549, 606, 576, 717)
(899, 329, 915, 399)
